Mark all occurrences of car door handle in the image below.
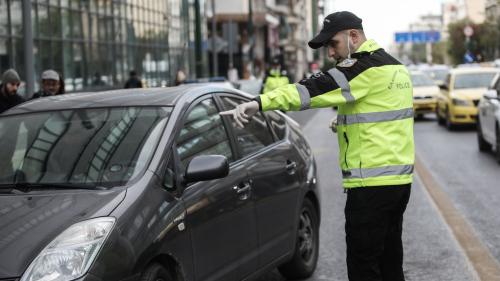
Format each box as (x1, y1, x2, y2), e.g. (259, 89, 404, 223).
(233, 182, 251, 194)
(286, 160, 297, 174)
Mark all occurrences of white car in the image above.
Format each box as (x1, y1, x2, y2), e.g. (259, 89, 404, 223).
(477, 73, 500, 163)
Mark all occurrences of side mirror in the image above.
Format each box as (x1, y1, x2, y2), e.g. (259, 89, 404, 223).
(483, 89, 499, 100)
(184, 155, 229, 184)
(439, 84, 448, 91)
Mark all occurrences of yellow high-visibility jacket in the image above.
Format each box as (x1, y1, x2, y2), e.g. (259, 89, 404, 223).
(261, 69, 290, 94)
(255, 40, 414, 188)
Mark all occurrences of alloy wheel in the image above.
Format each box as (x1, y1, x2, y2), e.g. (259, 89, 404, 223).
(298, 210, 315, 263)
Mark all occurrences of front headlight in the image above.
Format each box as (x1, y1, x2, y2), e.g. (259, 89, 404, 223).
(452, 98, 471, 106)
(21, 217, 115, 281)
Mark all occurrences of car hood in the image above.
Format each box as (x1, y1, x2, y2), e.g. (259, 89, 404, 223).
(413, 86, 440, 97)
(0, 188, 126, 278)
(451, 88, 488, 100)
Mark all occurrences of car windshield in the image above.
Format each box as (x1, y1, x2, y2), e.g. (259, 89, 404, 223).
(411, 73, 435, 87)
(0, 107, 171, 188)
(426, 69, 448, 82)
(454, 72, 498, 89)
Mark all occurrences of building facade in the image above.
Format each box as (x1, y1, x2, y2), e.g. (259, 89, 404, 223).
(0, 0, 209, 97)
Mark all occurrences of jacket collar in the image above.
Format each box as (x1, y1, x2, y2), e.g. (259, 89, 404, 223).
(355, 39, 381, 53)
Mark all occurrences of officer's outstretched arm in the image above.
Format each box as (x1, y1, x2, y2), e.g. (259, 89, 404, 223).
(256, 68, 369, 112)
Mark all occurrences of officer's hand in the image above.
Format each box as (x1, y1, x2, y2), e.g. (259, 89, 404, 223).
(329, 116, 337, 133)
(219, 101, 259, 128)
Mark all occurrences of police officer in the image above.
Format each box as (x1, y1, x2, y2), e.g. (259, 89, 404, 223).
(260, 56, 290, 94)
(221, 11, 414, 281)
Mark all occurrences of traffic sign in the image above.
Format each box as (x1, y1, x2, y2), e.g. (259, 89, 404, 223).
(394, 31, 441, 43)
(463, 25, 473, 37)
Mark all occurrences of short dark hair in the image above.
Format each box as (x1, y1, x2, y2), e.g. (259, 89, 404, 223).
(129, 70, 137, 76)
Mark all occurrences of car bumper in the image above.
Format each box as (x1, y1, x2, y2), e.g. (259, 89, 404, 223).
(449, 106, 478, 124)
(413, 99, 437, 114)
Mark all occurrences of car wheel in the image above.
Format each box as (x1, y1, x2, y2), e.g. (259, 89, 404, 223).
(141, 263, 173, 281)
(445, 108, 455, 130)
(477, 119, 491, 152)
(436, 106, 445, 125)
(278, 198, 319, 279)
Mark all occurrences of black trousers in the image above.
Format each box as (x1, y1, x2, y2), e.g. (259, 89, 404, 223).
(345, 184, 411, 281)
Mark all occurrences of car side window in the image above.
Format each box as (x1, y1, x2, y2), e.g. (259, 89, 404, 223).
(176, 98, 234, 171)
(265, 111, 287, 140)
(220, 96, 274, 157)
(496, 76, 500, 94)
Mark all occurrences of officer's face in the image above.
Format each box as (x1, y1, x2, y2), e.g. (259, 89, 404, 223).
(326, 31, 351, 61)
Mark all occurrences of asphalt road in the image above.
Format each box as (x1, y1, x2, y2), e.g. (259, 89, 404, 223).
(257, 110, 487, 281)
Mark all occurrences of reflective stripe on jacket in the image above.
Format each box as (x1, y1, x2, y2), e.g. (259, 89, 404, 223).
(258, 40, 414, 188)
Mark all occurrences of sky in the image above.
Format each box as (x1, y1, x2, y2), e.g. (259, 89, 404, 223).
(324, 0, 448, 49)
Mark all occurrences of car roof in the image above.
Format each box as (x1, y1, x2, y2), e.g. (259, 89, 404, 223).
(5, 84, 245, 115)
(450, 67, 500, 75)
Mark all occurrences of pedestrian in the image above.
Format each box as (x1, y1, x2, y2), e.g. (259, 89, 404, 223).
(0, 69, 25, 114)
(220, 11, 414, 281)
(175, 69, 186, 86)
(260, 56, 290, 94)
(32, 69, 63, 99)
(124, 70, 143, 88)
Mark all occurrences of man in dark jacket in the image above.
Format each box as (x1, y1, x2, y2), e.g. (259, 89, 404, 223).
(124, 70, 143, 88)
(32, 69, 62, 99)
(0, 69, 25, 114)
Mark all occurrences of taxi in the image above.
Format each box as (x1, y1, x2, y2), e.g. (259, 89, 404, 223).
(410, 71, 440, 118)
(436, 67, 499, 129)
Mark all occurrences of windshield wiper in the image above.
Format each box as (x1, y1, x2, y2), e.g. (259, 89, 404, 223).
(0, 182, 107, 192)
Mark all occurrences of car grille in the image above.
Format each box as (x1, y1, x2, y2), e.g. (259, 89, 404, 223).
(414, 96, 434, 100)
(473, 99, 479, 107)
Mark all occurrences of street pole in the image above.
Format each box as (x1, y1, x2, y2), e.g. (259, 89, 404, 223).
(228, 20, 234, 69)
(22, 0, 34, 97)
(194, 0, 203, 78)
(211, 0, 218, 76)
(248, 0, 254, 67)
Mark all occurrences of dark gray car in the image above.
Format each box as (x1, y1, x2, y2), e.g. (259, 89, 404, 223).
(0, 85, 320, 281)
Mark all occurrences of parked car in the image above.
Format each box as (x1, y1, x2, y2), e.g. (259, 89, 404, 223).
(0, 85, 320, 281)
(477, 73, 500, 163)
(410, 71, 440, 119)
(436, 67, 499, 129)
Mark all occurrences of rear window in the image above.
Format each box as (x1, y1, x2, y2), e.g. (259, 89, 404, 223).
(265, 111, 287, 140)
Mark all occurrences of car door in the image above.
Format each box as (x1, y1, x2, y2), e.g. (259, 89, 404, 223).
(218, 94, 302, 269)
(480, 76, 499, 142)
(438, 73, 452, 117)
(174, 96, 258, 281)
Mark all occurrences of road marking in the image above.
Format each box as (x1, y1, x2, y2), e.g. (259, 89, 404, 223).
(415, 155, 500, 281)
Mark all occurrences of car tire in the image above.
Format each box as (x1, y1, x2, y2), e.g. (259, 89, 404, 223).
(278, 198, 319, 280)
(477, 119, 492, 152)
(445, 108, 455, 130)
(436, 106, 445, 125)
(141, 263, 173, 281)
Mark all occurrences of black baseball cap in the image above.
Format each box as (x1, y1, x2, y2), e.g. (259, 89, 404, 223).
(308, 11, 363, 49)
